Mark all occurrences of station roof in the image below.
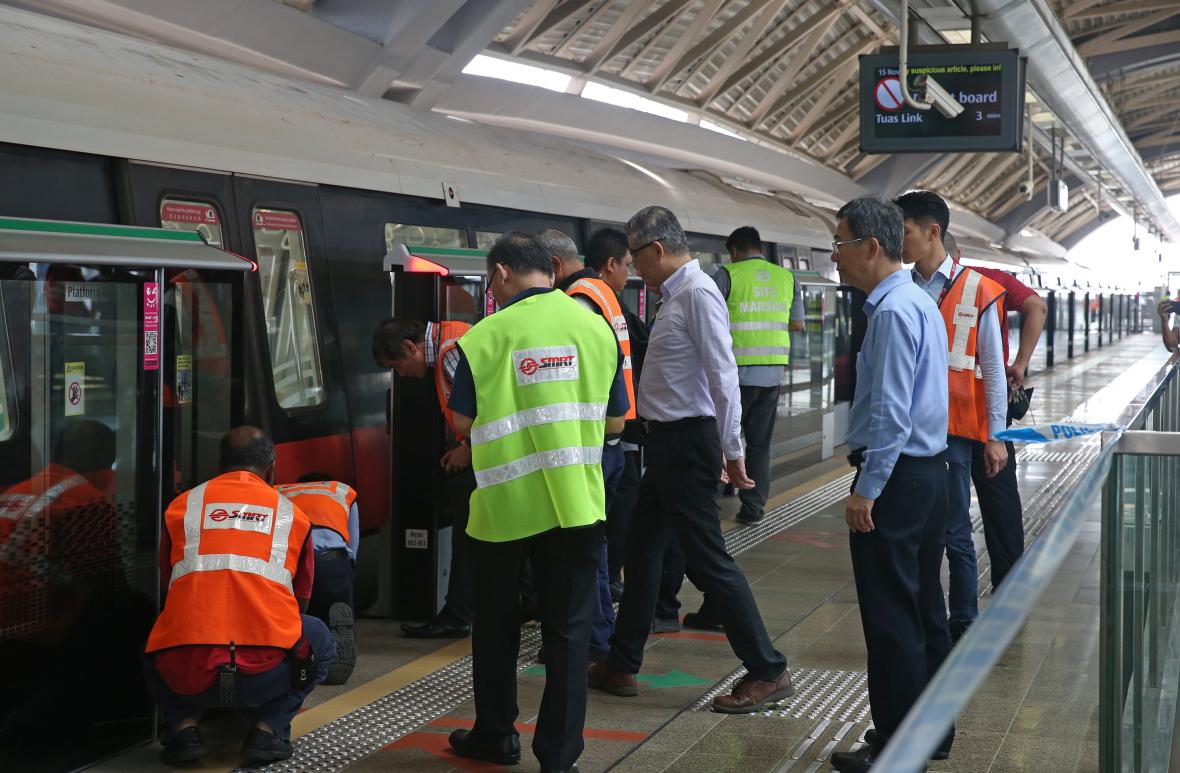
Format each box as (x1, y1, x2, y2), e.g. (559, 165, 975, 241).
(9, 0, 1179, 255)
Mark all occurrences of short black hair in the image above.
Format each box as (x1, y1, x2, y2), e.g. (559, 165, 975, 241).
(585, 228, 629, 272)
(836, 197, 904, 262)
(893, 190, 950, 243)
(372, 318, 426, 363)
(486, 231, 553, 277)
(297, 471, 333, 484)
(219, 428, 275, 472)
(725, 226, 761, 254)
(59, 420, 116, 472)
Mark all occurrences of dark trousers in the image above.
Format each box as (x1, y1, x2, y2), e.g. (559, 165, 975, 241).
(738, 384, 781, 519)
(470, 522, 603, 770)
(590, 442, 626, 658)
(307, 548, 353, 622)
(944, 436, 978, 635)
(607, 450, 642, 585)
(147, 615, 336, 741)
(655, 538, 686, 623)
(608, 418, 786, 681)
(438, 467, 476, 625)
(971, 439, 1024, 588)
(849, 454, 953, 755)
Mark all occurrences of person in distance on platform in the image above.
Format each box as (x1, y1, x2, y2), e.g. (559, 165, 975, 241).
(587, 206, 794, 713)
(541, 228, 635, 661)
(275, 473, 360, 684)
(827, 197, 954, 772)
(895, 190, 1008, 645)
(373, 316, 475, 639)
(445, 232, 629, 773)
(145, 427, 336, 766)
(943, 231, 1047, 589)
(1158, 295, 1180, 353)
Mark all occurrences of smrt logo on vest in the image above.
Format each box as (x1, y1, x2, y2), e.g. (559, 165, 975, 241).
(203, 502, 274, 533)
(513, 346, 579, 386)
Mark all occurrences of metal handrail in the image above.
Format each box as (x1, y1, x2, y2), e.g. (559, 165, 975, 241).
(874, 353, 1180, 772)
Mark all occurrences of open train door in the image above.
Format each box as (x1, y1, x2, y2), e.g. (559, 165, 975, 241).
(382, 244, 487, 620)
(0, 218, 251, 770)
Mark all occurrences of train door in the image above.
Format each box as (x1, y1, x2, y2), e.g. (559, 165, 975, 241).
(384, 244, 487, 619)
(0, 218, 249, 771)
(230, 177, 356, 494)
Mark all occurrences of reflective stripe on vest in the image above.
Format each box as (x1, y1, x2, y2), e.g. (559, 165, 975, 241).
(474, 445, 604, 488)
(567, 277, 636, 421)
(434, 320, 472, 439)
(470, 402, 607, 445)
(169, 482, 298, 591)
(725, 259, 794, 366)
(948, 271, 982, 372)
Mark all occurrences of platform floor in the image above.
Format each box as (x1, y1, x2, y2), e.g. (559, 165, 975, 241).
(98, 332, 1169, 773)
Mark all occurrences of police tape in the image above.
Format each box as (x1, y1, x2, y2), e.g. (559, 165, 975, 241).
(994, 422, 1120, 443)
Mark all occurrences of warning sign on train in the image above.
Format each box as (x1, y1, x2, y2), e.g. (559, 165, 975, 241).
(874, 77, 903, 112)
(253, 210, 302, 232)
(65, 362, 85, 417)
(161, 202, 220, 225)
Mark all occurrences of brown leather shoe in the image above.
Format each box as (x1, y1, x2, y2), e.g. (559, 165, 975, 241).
(587, 661, 639, 697)
(711, 668, 794, 713)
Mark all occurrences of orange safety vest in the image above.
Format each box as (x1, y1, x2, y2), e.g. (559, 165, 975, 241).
(0, 464, 113, 634)
(275, 481, 357, 544)
(566, 277, 637, 421)
(146, 471, 311, 652)
(938, 266, 1007, 444)
(434, 320, 472, 439)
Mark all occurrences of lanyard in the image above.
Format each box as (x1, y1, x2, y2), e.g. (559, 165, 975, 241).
(935, 260, 960, 308)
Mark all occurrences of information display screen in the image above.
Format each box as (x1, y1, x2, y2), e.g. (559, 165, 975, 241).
(859, 47, 1025, 154)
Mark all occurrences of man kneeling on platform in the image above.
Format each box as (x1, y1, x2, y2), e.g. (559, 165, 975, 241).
(277, 473, 360, 684)
(145, 427, 336, 766)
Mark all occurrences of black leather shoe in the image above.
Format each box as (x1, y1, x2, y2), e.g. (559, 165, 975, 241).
(864, 729, 947, 761)
(736, 510, 765, 525)
(448, 728, 521, 765)
(241, 727, 293, 763)
(682, 611, 723, 631)
(831, 744, 927, 772)
(161, 725, 206, 765)
(401, 619, 471, 639)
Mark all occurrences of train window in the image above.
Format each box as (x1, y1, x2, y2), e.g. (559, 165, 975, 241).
(475, 230, 502, 251)
(691, 251, 721, 268)
(159, 199, 225, 247)
(252, 208, 325, 410)
(798, 258, 811, 271)
(385, 223, 465, 250)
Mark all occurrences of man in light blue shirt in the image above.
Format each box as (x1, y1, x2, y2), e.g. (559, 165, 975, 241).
(828, 197, 954, 773)
(895, 190, 1008, 646)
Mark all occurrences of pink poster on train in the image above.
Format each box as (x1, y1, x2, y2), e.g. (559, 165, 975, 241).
(253, 210, 302, 231)
(143, 282, 160, 370)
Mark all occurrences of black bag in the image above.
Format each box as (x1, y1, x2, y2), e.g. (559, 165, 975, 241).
(1008, 386, 1034, 421)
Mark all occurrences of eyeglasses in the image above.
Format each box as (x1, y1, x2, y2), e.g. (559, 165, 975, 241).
(831, 236, 870, 254)
(629, 238, 660, 256)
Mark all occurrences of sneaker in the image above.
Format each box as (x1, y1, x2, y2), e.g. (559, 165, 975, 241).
(326, 602, 356, 684)
(651, 617, 682, 633)
(241, 727, 293, 763)
(161, 725, 206, 765)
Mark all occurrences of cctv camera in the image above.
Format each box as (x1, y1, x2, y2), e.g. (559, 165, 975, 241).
(1017, 182, 1032, 199)
(912, 75, 964, 119)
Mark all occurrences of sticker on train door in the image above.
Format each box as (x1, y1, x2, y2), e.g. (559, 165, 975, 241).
(143, 282, 160, 370)
(176, 355, 193, 404)
(64, 362, 85, 416)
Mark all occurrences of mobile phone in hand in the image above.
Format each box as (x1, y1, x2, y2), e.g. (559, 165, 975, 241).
(1168, 300, 1180, 315)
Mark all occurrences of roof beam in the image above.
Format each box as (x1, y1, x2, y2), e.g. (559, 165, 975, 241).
(552, 0, 617, 58)
(787, 62, 859, 142)
(1079, 27, 1180, 58)
(618, 0, 696, 79)
(691, 1, 782, 103)
(501, 0, 560, 54)
(1077, 8, 1180, 57)
(744, 20, 838, 125)
(1068, 0, 1180, 21)
(656, 0, 792, 94)
(645, 0, 727, 92)
(856, 153, 944, 194)
(517, 0, 596, 54)
(582, 0, 657, 74)
(759, 37, 877, 132)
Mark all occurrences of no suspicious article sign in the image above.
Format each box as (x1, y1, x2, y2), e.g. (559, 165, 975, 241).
(875, 77, 904, 112)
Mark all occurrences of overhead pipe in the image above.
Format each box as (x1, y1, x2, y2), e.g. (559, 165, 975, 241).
(897, 0, 932, 111)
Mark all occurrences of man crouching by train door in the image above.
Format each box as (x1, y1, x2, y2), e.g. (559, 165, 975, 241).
(446, 232, 629, 773)
(145, 427, 336, 766)
(372, 316, 475, 639)
(276, 474, 360, 684)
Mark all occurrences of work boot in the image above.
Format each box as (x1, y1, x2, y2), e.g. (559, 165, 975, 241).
(241, 727, 293, 763)
(326, 602, 356, 684)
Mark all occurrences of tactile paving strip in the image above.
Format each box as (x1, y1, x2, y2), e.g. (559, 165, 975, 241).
(242, 627, 544, 773)
(690, 667, 870, 724)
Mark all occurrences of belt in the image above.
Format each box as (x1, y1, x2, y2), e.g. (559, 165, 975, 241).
(640, 416, 713, 434)
(847, 448, 947, 469)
